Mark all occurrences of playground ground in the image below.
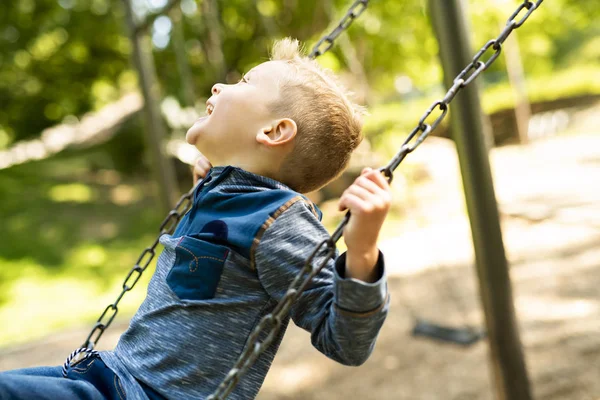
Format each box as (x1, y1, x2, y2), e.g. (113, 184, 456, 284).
(1, 102, 599, 399)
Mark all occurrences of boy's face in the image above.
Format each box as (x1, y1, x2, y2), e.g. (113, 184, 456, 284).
(186, 61, 288, 166)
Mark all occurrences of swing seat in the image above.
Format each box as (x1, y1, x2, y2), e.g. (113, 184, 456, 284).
(412, 319, 485, 346)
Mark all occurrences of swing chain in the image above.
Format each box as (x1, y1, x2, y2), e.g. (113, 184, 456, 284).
(210, 1, 544, 398)
(309, 0, 369, 59)
(80, 182, 199, 350)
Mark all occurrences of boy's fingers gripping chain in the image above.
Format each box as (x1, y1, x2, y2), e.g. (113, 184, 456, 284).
(362, 168, 392, 193)
(338, 168, 391, 212)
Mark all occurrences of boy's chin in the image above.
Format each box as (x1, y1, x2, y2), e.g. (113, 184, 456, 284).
(185, 128, 200, 145)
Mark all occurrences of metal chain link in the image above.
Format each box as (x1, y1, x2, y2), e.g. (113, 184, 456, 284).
(70, 0, 543, 397)
(309, 0, 369, 59)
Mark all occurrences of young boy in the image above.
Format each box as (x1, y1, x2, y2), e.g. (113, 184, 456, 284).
(0, 38, 391, 399)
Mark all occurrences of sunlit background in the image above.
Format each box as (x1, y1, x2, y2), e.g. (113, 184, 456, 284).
(0, 0, 599, 398)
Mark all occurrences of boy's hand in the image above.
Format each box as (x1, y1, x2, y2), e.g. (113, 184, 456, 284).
(338, 167, 392, 282)
(193, 153, 212, 185)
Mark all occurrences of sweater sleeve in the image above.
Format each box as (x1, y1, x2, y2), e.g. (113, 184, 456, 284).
(253, 200, 390, 366)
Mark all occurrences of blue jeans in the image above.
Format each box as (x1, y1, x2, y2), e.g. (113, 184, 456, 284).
(0, 355, 126, 399)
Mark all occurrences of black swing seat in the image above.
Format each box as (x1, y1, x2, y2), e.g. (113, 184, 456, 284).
(412, 319, 486, 346)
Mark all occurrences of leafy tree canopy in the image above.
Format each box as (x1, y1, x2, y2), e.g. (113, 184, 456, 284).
(0, 0, 598, 148)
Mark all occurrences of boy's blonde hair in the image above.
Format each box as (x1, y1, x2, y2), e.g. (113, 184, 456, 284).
(270, 38, 365, 194)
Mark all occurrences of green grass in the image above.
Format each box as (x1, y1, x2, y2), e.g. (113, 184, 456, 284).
(0, 149, 163, 347)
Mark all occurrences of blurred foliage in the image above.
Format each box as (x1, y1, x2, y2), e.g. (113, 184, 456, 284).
(365, 63, 600, 154)
(0, 0, 131, 143)
(0, 148, 159, 345)
(0, 0, 599, 150)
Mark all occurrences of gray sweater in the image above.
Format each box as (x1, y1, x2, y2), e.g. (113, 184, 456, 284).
(100, 166, 389, 399)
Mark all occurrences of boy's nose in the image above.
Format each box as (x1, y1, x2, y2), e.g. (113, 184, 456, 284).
(211, 84, 223, 95)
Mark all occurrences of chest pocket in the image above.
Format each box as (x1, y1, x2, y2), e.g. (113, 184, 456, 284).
(167, 236, 229, 301)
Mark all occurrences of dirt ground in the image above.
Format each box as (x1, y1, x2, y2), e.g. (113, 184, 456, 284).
(1, 104, 599, 399)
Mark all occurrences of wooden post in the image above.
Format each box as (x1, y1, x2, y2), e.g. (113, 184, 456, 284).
(122, 0, 179, 213)
(171, 8, 197, 108)
(201, 0, 227, 82)
(428, 1, 532, 399)
(492, 1, 531, 144)
(502, 29, 531, 144)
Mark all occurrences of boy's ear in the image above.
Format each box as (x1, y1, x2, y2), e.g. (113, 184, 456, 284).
(256, 118, 297, 147)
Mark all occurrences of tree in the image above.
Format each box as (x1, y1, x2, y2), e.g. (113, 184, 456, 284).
(1, 0, 597, 150)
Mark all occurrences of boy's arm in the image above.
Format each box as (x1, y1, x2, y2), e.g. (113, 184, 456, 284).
(254, 200, 389, 366)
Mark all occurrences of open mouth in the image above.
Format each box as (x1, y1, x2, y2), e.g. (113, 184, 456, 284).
(206, 103, 214, 115)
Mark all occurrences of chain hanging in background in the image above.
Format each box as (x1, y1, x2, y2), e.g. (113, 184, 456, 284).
(71, 0, 544, 397)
